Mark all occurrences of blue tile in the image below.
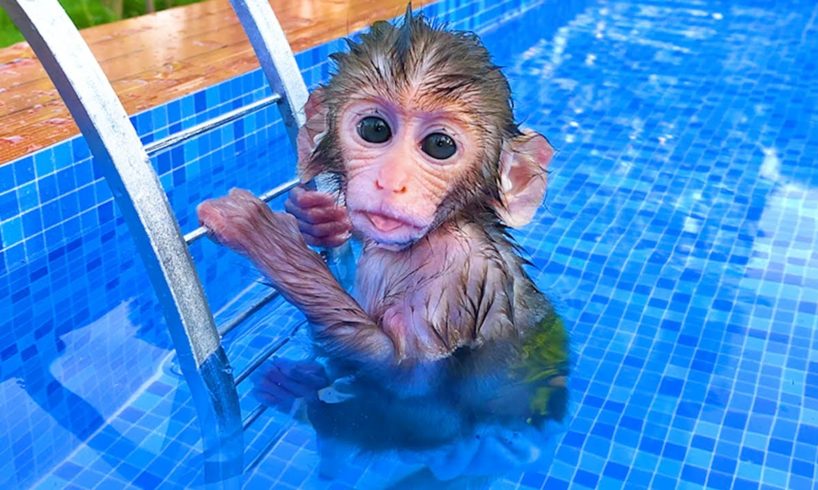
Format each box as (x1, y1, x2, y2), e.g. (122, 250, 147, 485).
(16, 183, 39, 212)
(740, 447, 765, 465)
(521, 472, 546, 488)
(603, 462, 629, 480)
(13, 156, 35, 185)
(54, 462, 82, 480)
(20, 211, 42, 236)
(1, 217, 23, 247)
(572, 470, 598, 488)
(0, 162, 14, 189)
(4, 0, 818, 488)
(52, 142, 73, 170)
(37, 174, 59, 203)
(0, 190, 19, 221)
(681, 465, 706, 485)
(790, 460, 814, 479)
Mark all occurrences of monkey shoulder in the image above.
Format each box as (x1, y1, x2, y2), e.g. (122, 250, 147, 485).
(442, 221, 570, 423)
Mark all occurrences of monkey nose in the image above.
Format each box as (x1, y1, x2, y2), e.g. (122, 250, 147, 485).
(375, 178, 408, 194)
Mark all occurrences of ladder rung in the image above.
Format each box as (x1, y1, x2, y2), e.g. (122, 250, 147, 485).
(242, 403, 268, 431)
(234, 320, 305, 385)
(219, 288, 280, 337)
(145, 94, 281, 156)
(184, 178, 300, 244)
(245, 424, 288, 472)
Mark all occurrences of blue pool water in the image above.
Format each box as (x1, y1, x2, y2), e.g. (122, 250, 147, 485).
(2, 0, 818, 488)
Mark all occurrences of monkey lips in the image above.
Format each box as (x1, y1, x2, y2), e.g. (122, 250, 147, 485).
(349, 209, 426, 250)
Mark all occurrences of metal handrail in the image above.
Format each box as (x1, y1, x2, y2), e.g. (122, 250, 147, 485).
(145, 94, 281, 155)
(184, 178, 300, 244)
(229, 0, 358, 295)
(3, 0, 355, 485)
(234, 321, 305, 385)
(0, 0, 243, 486)
(218, 289, 280, 338)
(228, 0, 308, 145)
(242, 404, 268, 430)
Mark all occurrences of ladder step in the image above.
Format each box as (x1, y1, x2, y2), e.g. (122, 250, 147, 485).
(245, 423, 290, 472)
(242, 403, 268, 431)
(219, 288, 280, 338)
(184, 178, 300, 244)
(234, 320, 305, 385)
(144, 94, 281, 156)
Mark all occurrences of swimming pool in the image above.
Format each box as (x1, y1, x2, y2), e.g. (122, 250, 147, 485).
(2, 0, 817, 487)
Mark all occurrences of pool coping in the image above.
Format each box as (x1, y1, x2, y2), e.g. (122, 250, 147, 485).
(0, 0, 438, 165)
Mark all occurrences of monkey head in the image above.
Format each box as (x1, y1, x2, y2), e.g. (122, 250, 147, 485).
(297, 10, 554, 250)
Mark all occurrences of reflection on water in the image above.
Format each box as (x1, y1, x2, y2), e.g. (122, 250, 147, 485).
(4, 0, 817, 487)
(0, 139, 292, 488)
(480, 0, 818, 488)
(255, 307, 569, 487)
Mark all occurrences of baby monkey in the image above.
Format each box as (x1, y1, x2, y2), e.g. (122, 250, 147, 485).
(199, 8, 568, 482)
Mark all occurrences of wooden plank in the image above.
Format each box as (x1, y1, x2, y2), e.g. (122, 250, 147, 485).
(0, 0, 435, 164)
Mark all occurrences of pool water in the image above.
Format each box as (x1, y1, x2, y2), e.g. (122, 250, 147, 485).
(5, 0, 818, 488)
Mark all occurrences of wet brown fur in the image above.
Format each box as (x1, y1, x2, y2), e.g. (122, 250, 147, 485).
(197, 9, 567, 463)
(307, 10, 524, 234)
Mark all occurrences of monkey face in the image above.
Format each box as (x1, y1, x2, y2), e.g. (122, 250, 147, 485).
(338, 98, 481, 250)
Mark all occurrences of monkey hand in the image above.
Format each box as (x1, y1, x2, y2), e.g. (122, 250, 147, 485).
(198, 188, 309, 258)
(253, 358, 330, 413)
(284, 185, 352, 248)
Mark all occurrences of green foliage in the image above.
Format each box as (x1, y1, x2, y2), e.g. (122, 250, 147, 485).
(0, 0, 206, 48)
(0, 9, 24, 46)
(60, 0, 118, 28)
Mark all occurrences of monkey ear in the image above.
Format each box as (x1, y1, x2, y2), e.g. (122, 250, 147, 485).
(495, 130, 554, 228)
(297, 88, 330, 182)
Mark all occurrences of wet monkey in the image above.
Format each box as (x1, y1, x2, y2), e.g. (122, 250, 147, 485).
(198, 7, 569, 482)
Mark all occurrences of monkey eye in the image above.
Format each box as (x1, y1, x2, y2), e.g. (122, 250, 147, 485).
(357, 116, 392, 144)
(421, 133, 457, 160)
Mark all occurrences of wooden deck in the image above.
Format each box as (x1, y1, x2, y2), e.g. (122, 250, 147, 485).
(0, 0, 433, 164)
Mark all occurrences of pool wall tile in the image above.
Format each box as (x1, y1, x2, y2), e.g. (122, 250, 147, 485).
(0, 0, 571, 488)
(5, 0, 817, 488)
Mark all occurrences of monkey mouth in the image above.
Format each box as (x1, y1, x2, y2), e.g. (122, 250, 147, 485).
(350, 210, 425, 248)
(364, 212, 411, 233)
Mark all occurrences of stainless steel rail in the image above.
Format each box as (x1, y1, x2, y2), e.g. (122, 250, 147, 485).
(0, 0, 243, 486)
(242, 404, 268, 431)
(229, 0, 357, 291)
(234, 321, 305, 386)
(3, 0, 357, 484)
(145, 94, 281, 155)
(218, 289, 280, 338)
(184, 178, 300, 245)
(245, 423, 290, 472)
(228, 0, 308, 144)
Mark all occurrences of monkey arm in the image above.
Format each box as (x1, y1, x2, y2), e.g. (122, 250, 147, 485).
(198, 189, 395, 365)
(248, 231, 394, 364)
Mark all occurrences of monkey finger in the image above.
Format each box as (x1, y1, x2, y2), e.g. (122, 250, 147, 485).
(259, 364, 321, 398)
(302, 231, 351, 248)
(254, 384, 296, 411)
(256, 375, 301, 399)
(287, 367, 330, 389)
(197, 201, 236, 247)
(264, 377, 317, 399)
(298, 220, 352, 239)
(271, 358, 329, 387)
(285, 199, 350, 226)
(289, 185, 339, 209)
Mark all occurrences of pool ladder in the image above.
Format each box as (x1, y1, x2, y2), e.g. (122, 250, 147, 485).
(0, 0, 348, 487)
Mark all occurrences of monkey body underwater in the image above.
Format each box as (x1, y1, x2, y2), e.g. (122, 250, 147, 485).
(198, 8, 569, 482)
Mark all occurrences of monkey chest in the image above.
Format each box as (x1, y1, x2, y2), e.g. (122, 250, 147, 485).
(354, 251, 472, 361)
